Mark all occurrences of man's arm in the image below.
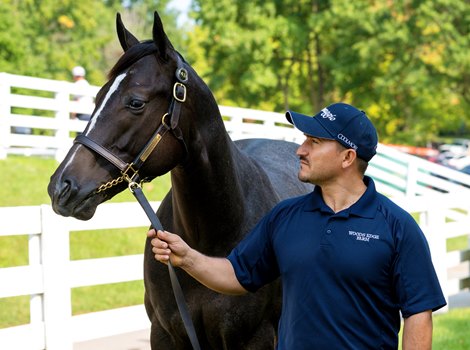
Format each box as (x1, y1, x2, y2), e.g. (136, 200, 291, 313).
(147, 229, 248, 295)
(402, 310, 433, 350)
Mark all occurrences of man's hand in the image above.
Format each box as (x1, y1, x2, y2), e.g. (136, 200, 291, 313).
(147, 229, 192, 268)
(146, 228, 247, 295)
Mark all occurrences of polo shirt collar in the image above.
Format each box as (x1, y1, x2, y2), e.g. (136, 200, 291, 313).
(304, 176, 378, 219)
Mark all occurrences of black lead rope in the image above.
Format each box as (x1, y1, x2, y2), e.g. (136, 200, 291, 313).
(131, 184, 202, 350)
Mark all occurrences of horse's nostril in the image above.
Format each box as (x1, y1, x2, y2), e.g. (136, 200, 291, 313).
(58, 180, 71, 200)
(56, 178, 78, 206)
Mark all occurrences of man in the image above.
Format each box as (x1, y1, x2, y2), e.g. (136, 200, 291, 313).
(71, 66, 92, 121)
(148, 102, 446, 349)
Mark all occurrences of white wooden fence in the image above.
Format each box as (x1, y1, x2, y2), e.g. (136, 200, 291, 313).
(1, 73, 470, 349)
(0, 203, 155, 350)
(0, 198, 469, 350)
(2, 72, 470, 197)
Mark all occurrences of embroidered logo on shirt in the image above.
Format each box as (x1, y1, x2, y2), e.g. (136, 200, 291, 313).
(348, 230, 380, 242)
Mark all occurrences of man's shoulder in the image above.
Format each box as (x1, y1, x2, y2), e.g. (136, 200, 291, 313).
(271, 192, 312, 215)
(375, 192, 417, 225)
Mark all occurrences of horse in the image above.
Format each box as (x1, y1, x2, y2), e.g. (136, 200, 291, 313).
(48, 11, 312, 349)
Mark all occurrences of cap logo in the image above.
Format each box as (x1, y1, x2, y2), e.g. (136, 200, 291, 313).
(338, 133, 358, 150)
(320, 108, 336, 121)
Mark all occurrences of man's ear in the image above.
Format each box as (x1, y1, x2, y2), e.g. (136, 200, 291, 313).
(342, 149, 358, 169)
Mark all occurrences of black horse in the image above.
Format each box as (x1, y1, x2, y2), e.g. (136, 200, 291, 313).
(48, 12, 311, 349)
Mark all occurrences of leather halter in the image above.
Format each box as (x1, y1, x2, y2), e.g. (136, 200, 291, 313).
(74, 64, 188, 193)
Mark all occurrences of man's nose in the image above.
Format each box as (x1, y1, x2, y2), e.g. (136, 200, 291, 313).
(296, 142, 307, 156)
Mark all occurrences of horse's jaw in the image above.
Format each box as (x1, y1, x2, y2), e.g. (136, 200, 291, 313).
(54, 194, 100, 220)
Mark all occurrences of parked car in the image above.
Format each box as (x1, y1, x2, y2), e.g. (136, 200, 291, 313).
(447, 154, 470, 170)
(438, 138, 470, 157)
(461, 165, 470, 175)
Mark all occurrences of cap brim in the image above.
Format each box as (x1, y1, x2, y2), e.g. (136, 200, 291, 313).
(286, 111, 334, 140)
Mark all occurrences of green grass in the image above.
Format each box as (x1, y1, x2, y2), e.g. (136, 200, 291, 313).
(72, 281, 145, 315)
(0, 155, 170, 206)
(397, 308, 470, 350)
(447, 235, 468, 252)
(433, 308, 470, 349)
(1, 156, 470, 349)
(0, 155, 170, 328)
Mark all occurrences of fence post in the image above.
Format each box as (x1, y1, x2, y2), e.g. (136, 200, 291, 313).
(424, 206, 449, 312)
(40, 204, 73, 350)
(225, 109, 245, 140)
(405, 161, 418, 196)
(29, 232, 44, 337)
(0, 72, 11, 159)
(54, 86, 71, 162)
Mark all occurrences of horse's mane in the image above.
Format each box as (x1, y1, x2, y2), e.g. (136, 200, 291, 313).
(108, 40, 158, 80)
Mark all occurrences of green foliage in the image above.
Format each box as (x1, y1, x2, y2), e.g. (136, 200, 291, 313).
(0, 1, 184, 84)
(187, 0, 469, 145)
(0, 0, 469, 144)
(0, 1, 113, 83)
(2, 1, 468, 145)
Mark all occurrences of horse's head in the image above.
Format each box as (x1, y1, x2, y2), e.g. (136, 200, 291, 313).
(48, 12, 193, 220)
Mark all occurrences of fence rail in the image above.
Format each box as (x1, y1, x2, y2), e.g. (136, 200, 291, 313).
(0, 203, 155, 350)
(2, 72, 470, 198)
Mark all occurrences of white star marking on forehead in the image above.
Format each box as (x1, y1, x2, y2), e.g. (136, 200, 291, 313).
(62, 72, 127, 171)
(86, 72, 127, 135)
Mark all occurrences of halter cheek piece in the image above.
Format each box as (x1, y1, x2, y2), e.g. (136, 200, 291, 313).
(74, 64, 188, 193)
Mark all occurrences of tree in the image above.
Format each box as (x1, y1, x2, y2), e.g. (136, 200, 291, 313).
(0, 1, 116, 83)
(0, 0, 184, 85)
(188, 0, 470, 144)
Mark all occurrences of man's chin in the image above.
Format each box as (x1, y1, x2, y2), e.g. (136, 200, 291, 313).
(297, 172, 309, 183)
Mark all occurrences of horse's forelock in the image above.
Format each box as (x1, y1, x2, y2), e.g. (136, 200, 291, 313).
(108, 41, 159, 80)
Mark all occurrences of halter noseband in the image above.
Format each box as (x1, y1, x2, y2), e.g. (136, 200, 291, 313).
(74, 63, 188, 193)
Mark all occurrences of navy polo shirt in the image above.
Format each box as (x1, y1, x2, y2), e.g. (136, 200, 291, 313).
(227, 176, 446, 349)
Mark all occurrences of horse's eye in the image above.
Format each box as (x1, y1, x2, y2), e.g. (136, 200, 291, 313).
(128, 99, 145, 110)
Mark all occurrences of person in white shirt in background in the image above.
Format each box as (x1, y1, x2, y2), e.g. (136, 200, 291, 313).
(71, 66, 92, 121)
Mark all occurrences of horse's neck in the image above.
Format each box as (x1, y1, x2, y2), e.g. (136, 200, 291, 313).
(170, 124, 252, 252)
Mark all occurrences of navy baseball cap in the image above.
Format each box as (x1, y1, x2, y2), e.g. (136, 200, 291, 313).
(286, 102, 378, 161)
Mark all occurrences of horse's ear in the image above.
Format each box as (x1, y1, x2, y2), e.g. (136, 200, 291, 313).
(116, 13, 139, 51)
(152, 11, 173, 60)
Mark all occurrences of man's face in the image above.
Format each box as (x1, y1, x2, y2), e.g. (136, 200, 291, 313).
(296, 135, 345, 185)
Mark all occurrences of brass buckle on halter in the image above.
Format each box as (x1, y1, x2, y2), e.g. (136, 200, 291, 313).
(173, 82, 186, 102)
(122, 163, 139, 183)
